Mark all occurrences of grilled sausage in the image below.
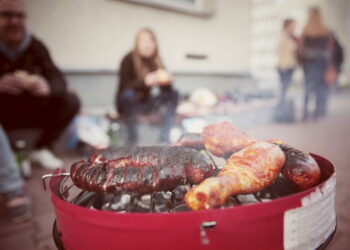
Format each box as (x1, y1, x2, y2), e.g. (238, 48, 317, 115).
(185, 141, 285, 210)
(275, 143, 321, 191)
(70, 146, 214, 194)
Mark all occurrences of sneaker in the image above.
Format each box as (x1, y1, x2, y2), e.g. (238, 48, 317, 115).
(30, 149, 63, 169)
(4, 191, 32, 223)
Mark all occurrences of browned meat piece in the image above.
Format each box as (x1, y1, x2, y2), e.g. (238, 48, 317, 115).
(202, 121, 256, 158)
(185, 141, 285, 210)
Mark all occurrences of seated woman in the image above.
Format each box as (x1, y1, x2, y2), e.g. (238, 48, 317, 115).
(116, 28, 178, 145)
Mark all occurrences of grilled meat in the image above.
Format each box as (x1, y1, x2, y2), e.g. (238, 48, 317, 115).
(202, 121, 256, 158)
(70, 146, 214, 194)
(185, 141, 285, 210)
(275, 143, 321, 191)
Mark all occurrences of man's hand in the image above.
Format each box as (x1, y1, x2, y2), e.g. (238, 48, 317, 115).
(0, 73, 25, 95)
(26, 75, 51, 96)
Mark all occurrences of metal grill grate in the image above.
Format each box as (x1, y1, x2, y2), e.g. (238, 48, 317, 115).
(43, 167, 296, 213)
(42, 148, 297, 213)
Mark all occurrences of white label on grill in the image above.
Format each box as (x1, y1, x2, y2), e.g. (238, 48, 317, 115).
(283, 174, 336, 250)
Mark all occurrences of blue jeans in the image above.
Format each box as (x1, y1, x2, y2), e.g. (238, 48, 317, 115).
(117, 89, 179, 144)
(278, 68, 295, 104)
(0, 125, 23, 194)
(303, 60, 330, 119)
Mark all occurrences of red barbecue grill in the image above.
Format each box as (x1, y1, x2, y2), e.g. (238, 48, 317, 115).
(43, 153, 336, 250)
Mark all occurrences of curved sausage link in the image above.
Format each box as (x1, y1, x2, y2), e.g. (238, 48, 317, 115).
(70, 146, 214, 194)
(275, 143, 321, 191)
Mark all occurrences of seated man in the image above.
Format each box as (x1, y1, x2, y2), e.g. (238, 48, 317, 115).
(116, 28, 178, 145)
(0, 0, 80, 169)
(0, 124, 31, 223)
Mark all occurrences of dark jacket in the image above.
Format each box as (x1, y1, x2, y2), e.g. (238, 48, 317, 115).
(333, 36, 344, 72)
(300, 35, 329, 64)
(300, 34, 345, 75)
(116, 52, 172, 113)
(0, 36, 67, 96)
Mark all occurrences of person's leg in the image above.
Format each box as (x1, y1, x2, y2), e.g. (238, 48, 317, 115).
(0, 93, 80, 148)
(0, 94, 47, 130)
(303, 75, 312, 120)
(35, 93, 80, 148)
(279, 68, 294, 104)
(0, 125, 23, 194)
(279, 70, 288, 104)
(0, 125, 31, 223)
(321, 84, 331, 117)
(0, 93, 80, 169)
(117, 89, 141, 145)
(315, 82, 330, 119)
(303, 64, 318, 121)
(150, 89, 179, 142)
(311, 60, 329, 120)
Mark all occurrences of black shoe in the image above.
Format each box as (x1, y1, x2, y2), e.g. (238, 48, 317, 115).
(4, 191, 32, 223)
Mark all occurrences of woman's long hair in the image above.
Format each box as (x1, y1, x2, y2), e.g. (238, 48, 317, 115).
(132, 28, 164, 81)
(302, 7, 329, 37)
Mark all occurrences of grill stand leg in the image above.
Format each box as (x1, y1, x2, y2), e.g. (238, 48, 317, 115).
(53, 220, 64, 250)
(149, 193, 156, 213)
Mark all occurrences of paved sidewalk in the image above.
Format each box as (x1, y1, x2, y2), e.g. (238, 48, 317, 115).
(0, 158, 78, 250)
(0, 90, 349, 250)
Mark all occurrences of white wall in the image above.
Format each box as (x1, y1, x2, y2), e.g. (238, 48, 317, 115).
(347, 0, 350, 79)
(23, 0, 251, 74)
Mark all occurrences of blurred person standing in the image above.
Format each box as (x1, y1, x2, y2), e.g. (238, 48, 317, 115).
(0, 0, 80, 168)
(116, 28, 178, 145)
(277, 18, 298, 104)
(299, 7, 337, 121)
(0, 124, 31, 223)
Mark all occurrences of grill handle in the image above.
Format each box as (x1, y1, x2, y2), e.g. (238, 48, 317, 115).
(42, 173, 70, 190)
(201, 221, 217, 229)
(200, 221, 217, 245)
